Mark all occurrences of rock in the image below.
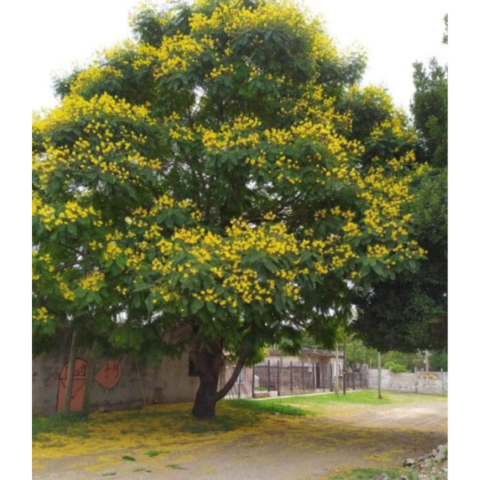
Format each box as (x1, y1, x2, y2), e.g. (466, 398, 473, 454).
(374, 474, 390, 480)
(418, 454, 433, 462)
(435, 444, 448, 462)
(397, 476, 408, 480)
(403, 458, 416, 467)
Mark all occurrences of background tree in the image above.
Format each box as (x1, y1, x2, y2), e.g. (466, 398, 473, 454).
(352, 15, 448, 353)
(33, 0, 426, 419)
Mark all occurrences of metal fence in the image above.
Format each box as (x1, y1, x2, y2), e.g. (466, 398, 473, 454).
(252, 361, 368, 397)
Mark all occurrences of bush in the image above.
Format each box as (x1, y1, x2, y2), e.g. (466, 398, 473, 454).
(384, 361, 408, 373)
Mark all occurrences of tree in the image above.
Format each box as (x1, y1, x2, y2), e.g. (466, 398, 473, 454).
(429, 350, 448, 371)
(352, 15, 448, 353)
(33, 0, 426, 419)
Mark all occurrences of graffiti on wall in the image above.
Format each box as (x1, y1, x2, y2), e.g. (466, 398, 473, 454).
(57, 358, 88, 412)
(95, 360, 122, 389)
(418, 372, 440, 388)
(56, 359, 123, 412)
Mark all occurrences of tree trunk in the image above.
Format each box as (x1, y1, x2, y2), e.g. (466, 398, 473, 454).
(192, 370, 220, 419)
(191, 345, 249, 420)
(63, 329, 77, 415)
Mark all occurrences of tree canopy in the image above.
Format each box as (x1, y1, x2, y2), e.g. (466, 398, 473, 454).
(352, 16, 447, 353)
(33, 0, 427, 417)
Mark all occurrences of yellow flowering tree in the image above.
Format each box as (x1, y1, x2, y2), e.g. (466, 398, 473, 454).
(33, 0, 426, 419)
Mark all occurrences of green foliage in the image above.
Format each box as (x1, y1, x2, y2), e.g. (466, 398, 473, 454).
(429, 350, 448, 371)
(352, 16, 448, 353)
(121, 455, 136, 462)
(443, 14, 450, 45)
(33, 0, 426, 396)
(412, 60, 448, 169)
(384, 361, 408, 373)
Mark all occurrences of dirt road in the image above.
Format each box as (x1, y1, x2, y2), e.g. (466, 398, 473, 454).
(33, 396, 447, 480)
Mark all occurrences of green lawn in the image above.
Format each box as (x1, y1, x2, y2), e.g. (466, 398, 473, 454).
(226, 390, 445, 416)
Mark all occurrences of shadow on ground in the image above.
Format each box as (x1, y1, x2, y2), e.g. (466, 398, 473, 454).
(32, 392, 447, 480)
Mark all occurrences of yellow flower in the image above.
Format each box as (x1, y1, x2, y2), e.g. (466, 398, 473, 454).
(80, 272, 105, 292)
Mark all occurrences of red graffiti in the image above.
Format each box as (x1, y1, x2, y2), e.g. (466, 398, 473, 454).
(95, 360, 122, 389)
(57, 359, 88, 412)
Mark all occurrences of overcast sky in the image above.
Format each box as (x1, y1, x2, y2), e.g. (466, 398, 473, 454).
(31, 0, 448, 114)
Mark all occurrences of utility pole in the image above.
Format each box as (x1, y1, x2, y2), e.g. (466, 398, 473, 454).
(334, 345, 340, 394)
(377, 351, 382, 400)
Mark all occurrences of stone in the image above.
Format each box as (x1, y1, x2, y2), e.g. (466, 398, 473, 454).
(403, 458, 416, 467)
(418, 454, 432, 462)
(374, 474, 390, 480)
(435, 444, 448, 462)
(397, 476, 408, 480)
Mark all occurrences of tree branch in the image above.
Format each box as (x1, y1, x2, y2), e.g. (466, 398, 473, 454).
(55, 261, 80, 272)
(214, 348, 250, 401)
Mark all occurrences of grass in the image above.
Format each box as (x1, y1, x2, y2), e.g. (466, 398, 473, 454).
(167, 464, 187, 470)
(121, 455, 136, 461)
(228, 391, 395, 417)
(326, 467, 414, 480)
(277, 390, 395, 405)
(145, 449, 169, 457)
(33, 391, 444, 444)
(227, 398, 307, 416)
(32, 413, 91, 442)
(226, 390, 445, 417)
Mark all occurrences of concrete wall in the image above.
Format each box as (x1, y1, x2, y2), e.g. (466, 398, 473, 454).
(367, 369, 448, 396)
(32, 350, 253, 415)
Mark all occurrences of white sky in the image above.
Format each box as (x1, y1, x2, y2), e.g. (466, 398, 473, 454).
(31, 0, 448, 114)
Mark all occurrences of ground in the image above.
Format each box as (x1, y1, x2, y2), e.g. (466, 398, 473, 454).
(32, 391, 447, 480)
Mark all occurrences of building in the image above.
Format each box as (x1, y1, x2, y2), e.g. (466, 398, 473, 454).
(253, 348, 344, 395)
